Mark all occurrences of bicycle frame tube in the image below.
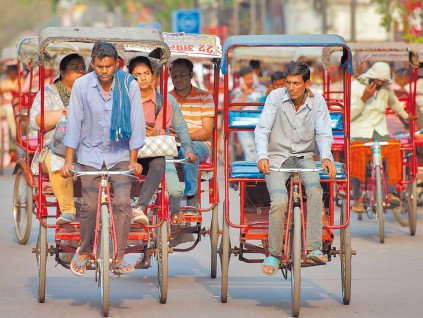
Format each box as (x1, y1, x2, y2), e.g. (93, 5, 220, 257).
(92, 176, 118, 261)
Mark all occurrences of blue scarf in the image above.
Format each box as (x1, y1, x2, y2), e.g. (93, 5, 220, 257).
(110, 70, 136, 141)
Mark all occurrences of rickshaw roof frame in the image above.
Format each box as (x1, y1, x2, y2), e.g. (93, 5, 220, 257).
(163, 32, 222, 65)
(221, 34, 353, 75)
(37, 27, 171, 67)
(322, 41, 419, 70)
(16, 36, 39, 68)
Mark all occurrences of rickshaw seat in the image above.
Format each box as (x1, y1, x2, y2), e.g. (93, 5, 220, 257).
(230, 161, 346, 179)
(19, 136, 38, 152)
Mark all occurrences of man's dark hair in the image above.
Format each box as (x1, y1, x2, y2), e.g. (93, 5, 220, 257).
(285, 62, 310, 82)
(249, 59, 261, 70)
(91, 41, 118, 61)
(239, 66, 254, 78)
(170, 58, 194, 74)
(271, 71, 286, 82)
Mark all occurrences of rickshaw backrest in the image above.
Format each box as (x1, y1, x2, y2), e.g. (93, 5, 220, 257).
(228, 110, 344, 131)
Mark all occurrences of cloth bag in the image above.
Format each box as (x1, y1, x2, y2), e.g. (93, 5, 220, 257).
(138, 135, 178, 158)
(51, 113, 67, 157)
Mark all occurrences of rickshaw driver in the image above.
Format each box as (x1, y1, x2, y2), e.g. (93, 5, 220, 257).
(255, 61, 337, 276)
(61, 41, 144, 276)
(350, 62, 417, 212)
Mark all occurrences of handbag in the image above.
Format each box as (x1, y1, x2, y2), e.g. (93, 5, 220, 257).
(138, 135, 178, 158)
(51, 113, 67, 157)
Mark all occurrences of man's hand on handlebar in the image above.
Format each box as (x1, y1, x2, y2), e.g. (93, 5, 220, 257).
(321, 158, 336, 179)
(258, 158, 270, 174)
(186, 151, 197, 163)
(128, 161, 143, 175)
(60, 162, 75, 178)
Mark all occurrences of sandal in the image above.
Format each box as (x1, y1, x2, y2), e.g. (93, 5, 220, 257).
(138, 253, 151, 269)
(307, 250, 327, 265)
(70, 247, 89, 277)
(262, 256, 280, 276)
(114, 260, 135, 274)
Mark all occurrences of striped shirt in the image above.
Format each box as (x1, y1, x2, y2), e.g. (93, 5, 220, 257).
(170, 86, 215, 150)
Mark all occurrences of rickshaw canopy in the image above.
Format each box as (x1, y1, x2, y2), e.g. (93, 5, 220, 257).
(16, 37, 39, 68)
(163, 32, 222, 64)
(221, 34, 353, 75)
(37, 27, 171, 66)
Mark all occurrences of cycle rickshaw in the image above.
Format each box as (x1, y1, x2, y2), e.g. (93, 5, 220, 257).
(162, 32, 221, 278)
(219, 34, 353, 316)
(12, 36, 42, 244)
(13, 27, 173, 316)
(322, 42, 418, 242)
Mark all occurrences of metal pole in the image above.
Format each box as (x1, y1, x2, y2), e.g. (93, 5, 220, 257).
(350, 0, 356, 41)
(234, 0, 239, 35)
(251, 0, 257, 34)
(260, 0, 266, 34)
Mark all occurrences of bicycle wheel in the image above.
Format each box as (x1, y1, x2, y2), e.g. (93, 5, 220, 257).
(220, 201, 230, 303)
(291, 206, 302, 317)
(407, 180, 417, 236)
(339, 200, 352, 305)
(157, 219, 168, 304)
(36, 218, 48, 303)
(210, 205, 219, 279)
(374, 165, 384, 243)
(13, 165, 33, 244)
(99, 204, 110, 317)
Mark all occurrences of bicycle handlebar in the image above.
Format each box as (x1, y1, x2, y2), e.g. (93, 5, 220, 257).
(165, 156, 191, 164)
(269, 167, 326, 173)
(69, 167, 135, 177)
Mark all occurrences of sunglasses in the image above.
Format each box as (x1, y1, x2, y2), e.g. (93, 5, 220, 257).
(67, 65, 87, 72)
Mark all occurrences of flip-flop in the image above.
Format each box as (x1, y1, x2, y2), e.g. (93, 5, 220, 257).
(262, 256, 280, 276)
(70, 248, 89, 277)
(114, 261, 135, 275)
(307, 250, 327, 265)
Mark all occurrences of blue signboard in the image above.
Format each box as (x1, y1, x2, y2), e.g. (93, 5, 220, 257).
(172, 9, 202, 34)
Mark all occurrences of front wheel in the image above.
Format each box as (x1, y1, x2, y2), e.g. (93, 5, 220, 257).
(99, 205, 110, 317)
(157, 219, 168, 304)
(210, 205, 219, 279)
(374, 165, 384, 243)
(340, 200, 352, 305)
(36, 218, 48, 303)
(13, 165, 33, 244)
(220, 201, 230, 303)
(407, 180, 417, 236)
(291, 206, 302, 317)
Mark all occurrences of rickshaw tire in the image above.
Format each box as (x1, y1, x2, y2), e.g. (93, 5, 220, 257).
(37, 218, 48, 303)
(157, 219, 168, 304)
(291, 207, 301, 317)
(13, 165, 33, 245)
(99, 204, 110, 317)
(375, 165, 384, 243)
(210, 205, 219, 279)
(340, 200, 352, 305)
(220, 209, 230, 303)
(408, 180, 417, 236)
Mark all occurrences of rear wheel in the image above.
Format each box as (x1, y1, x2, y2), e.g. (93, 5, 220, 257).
(340, 200, 352, 305)
(220, 201, 230, 303)
(408, 180, 417, 236)
(210, 205, 219, 278)
(291, 207, 302, 317)
(36, 218, 48, 303)
(157, 219, 168, 304)
(374, 165, 384, 243)
(99, 205, 110, 317)
(13, 165, 33, 244)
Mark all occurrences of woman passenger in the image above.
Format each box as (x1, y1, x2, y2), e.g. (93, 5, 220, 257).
(30, 53, 86, 225)
(128, 56, 173, 225)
